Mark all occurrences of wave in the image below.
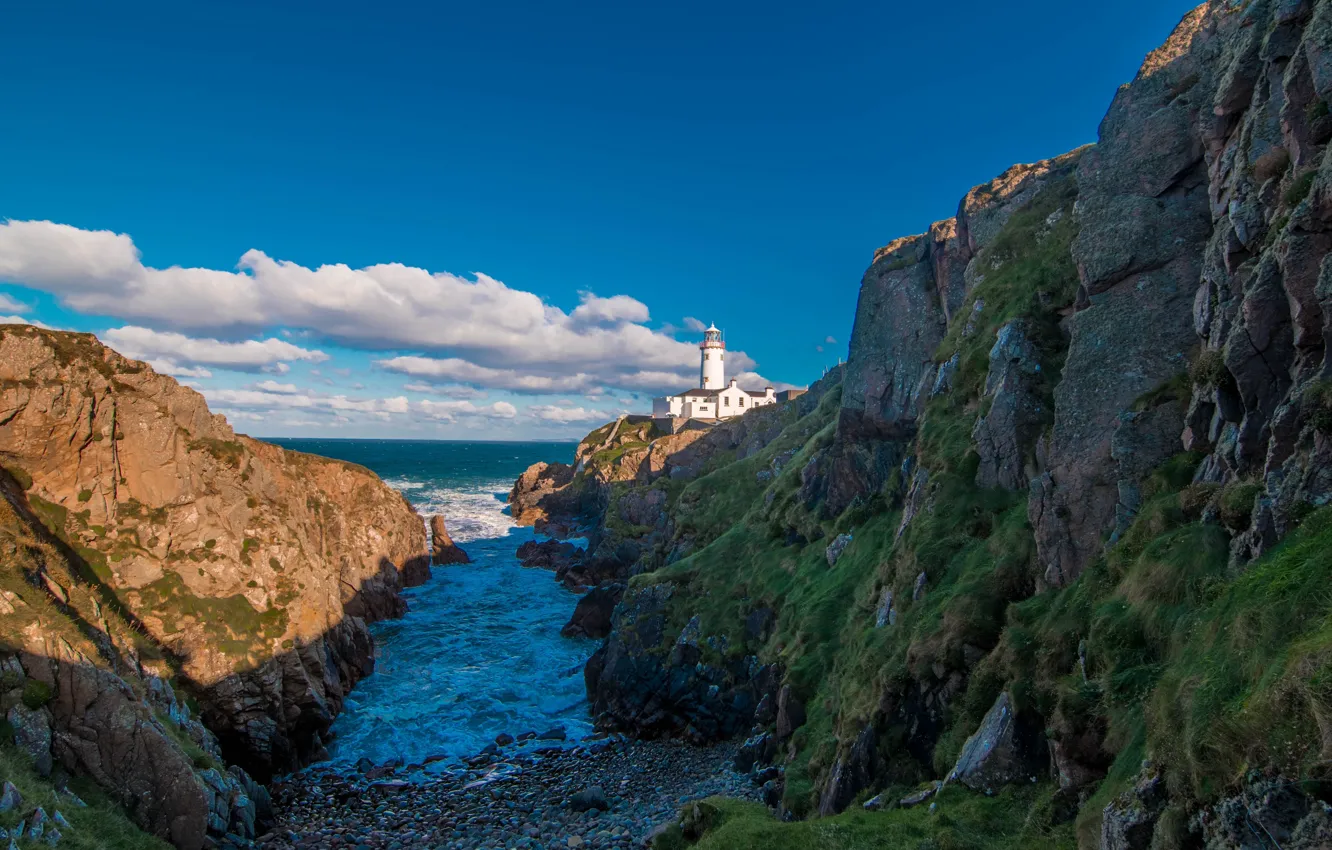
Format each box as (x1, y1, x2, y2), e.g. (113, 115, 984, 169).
(400, 480, 518, 544)
(383, 477, 427, 490)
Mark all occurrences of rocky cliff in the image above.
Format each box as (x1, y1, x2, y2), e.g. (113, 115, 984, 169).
(0, 325, 428, 844)
(533, 3, 1332, 848)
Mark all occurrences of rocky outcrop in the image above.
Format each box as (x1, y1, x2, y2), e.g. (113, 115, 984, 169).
(428, 515, 470, 568)
(804, 150, 1084, 519)
(0, 326, 427, 781)
(972, 321, 1046, 491)
(944, 692, 1047, 795)
(1032, 0, 1332, 581)
(0, 468, 270, 849)
(584, 585, 779, 740)
(561, 584, 623, 639)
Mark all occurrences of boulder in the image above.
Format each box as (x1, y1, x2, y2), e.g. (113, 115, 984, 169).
(561, 585, 623, 639)
(775, 685, 806, 741)
(946, 692, 1047, 795)
(429, 515, 470, 567)
(1101, 767, 1167, 850)
(818, 724, 877, 816)
(569, 786, 610, 813)
(825, 533, 853, 567)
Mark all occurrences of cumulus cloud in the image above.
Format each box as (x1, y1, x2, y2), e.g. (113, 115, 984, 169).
(569, 293, 650, 328)
(155, 362, 214, 379)
(417, 399, 517, 422)
(527, 404, 612, 423)
(203, 387, 408, 416)
(102, 325, 328, 375)
(0, 293, 29, 313)
(0, 220, 779, 395)
(254, 380, 299, 393)
(0, 314, 52, 329)
(683, 317, 707, 333)
(402, 382, 488, 399)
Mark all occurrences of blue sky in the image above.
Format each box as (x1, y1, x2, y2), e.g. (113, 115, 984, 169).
(0, 0, 1200, 439)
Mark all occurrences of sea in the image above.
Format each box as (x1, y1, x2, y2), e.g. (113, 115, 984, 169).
(268, 438, 593, 769)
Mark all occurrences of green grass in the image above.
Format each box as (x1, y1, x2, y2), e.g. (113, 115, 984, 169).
(0, 732, 172, 849)
(655, 784, 1074, 850)
(1284, 169, 1316, 208)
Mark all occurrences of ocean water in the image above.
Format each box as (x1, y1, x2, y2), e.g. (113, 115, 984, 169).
(269, 438, 592, 769)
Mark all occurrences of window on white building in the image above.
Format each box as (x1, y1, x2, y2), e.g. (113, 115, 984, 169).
(704, 353, 709, 360)
(723, 397, 729, 407)
(739, 397, 745, 407)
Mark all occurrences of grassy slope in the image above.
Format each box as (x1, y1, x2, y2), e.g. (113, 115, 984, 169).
(639, 175, 1332, 847)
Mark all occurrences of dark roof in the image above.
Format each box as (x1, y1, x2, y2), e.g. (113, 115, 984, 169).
(745, 390, 770, 397)
(678, 388, 717, 398)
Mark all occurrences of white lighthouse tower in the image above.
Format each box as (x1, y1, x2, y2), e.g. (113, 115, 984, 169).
(700, 324, 725, 390)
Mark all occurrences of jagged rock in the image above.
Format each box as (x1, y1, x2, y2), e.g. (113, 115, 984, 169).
(7, 704, 52, 777)
(1199, 772, 1332, 850)
(912, 571, 928, 602)
(946, 692, 1047, 795)
(874, 588, 896, 628)
(775, 685, 806, 741)
(897, 465, 930, 538)
(825, 533, 853, 567)
(0, 783, 19, 814)
(561, 585, 623, 639)
(0, 327, 428, 781)
(1101, 767, 1167, 850)
(900, 781, 943, 809)
(818, 724, 877, 816)
(973, 321, 1046, 491)
(428, 515, 470, 568)
(734, 733, 776, 774)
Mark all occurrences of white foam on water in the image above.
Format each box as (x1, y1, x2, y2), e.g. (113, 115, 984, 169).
(383, 477, 426, 490)
(323, 475, 594, 770)
(408, 480, 516, 544)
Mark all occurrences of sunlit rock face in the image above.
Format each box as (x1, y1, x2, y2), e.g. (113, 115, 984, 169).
(0, 325, 427, 778)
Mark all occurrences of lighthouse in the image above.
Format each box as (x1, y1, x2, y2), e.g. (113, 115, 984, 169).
(700, 324, 725, 390)
(651, 327, 781, 422)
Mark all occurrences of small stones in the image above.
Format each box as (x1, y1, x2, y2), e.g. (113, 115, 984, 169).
(261, 738, 761, 850)
(495, 733, 515, 747)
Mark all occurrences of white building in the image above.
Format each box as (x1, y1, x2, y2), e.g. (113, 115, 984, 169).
(653, 325, 778, 421)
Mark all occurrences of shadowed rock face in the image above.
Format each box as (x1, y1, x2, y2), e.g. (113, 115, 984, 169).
(803, 151, 1085, 520)
(0, 468, 270, 849)
(0, 326, 427, 780)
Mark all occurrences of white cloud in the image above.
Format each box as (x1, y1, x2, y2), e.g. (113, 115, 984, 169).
(0, 314, 52, 329)
(378, 356, 602, 394)
(569, 293, 650, 328)
(102, 325, 328, 374)
(417, 399, 517, 422)
(825, 335, 837, 344)
(402, 381, 488, 399)
(254, 379, 299, 393)
(528, 404, 612, 424)
(683, 317, 707, 333)
(151, 360, 213, 378)
(0, 293, 29, 313)
(0, 220, 778, 395)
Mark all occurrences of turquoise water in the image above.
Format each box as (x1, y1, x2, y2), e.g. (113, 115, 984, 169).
(269, 439, 593, 769)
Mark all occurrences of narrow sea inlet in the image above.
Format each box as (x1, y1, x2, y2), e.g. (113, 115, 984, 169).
(270, 438, 593, 769)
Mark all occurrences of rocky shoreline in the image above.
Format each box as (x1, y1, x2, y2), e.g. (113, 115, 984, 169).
(261, 736, 759, 850)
